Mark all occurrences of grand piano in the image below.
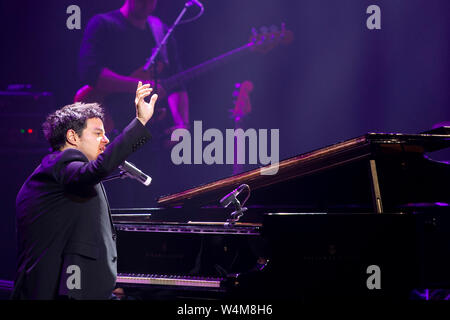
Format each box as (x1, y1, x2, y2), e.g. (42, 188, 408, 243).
(112, 129, 450, 301)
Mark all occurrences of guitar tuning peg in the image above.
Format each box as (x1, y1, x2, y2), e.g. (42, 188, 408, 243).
(235, 82, 241, 88)
(258, 26, 268, 44)
(232, 90, 239, 98)
(251, 27, 258, 43)
(269, 25, 278, 41)
(269, 25, 278, 33)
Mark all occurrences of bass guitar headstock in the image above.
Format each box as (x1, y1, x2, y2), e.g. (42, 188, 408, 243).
(249, 23, 294, 54)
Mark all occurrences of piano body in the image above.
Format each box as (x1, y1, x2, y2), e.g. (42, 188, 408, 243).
(112, 129, 450, 301)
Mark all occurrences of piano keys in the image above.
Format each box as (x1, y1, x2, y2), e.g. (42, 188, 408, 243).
(113, 217, 267, 281)
(116, 273, 223, 289)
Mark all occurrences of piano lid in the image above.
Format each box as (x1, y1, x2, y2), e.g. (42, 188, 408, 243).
(157, 131, 450, 209)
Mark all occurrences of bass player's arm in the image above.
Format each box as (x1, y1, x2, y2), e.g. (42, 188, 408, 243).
(95, 67, 141, 94)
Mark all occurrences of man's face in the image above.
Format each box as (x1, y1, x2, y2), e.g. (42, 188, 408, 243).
(75, 117, 109, 161)
(129, 0, 157, 19)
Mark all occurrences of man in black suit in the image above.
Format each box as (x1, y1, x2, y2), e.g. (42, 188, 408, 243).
(12, 82, 157, 300)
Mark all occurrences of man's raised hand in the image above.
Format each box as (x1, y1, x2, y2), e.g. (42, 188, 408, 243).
(135, 81, 158, 126)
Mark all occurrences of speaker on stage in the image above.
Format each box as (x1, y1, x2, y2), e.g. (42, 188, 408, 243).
(0, 87, 55, 281)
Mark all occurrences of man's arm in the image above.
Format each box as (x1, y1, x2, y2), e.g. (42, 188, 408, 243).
(168, 91, 189, 128)
(57, 83, 158, 187)
(96, 70, 190, 129)
(57, 119, 151, 187)
(95, 67, 142, 94)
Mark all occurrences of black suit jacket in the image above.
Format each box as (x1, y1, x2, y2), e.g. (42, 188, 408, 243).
(12, 118, 151, 299)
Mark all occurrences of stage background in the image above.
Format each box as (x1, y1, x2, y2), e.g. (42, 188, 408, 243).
(0, 0, 449, 281)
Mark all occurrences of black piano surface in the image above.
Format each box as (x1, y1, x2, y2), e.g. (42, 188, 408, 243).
(157, 130, 450, 214)
(112, 130, 450, 301)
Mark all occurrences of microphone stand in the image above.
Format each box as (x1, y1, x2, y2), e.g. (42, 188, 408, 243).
(143, 1, 195, 73)
(225, 198, 248, 226)
(102, 171, 128, 183)
(222, 184, 250, 227)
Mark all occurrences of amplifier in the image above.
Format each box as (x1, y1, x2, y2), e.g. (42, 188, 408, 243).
(0, 89, 55, 149)
(0, 88, 55, 280)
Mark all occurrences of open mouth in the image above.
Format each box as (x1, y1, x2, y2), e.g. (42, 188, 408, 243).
(99, 146, 106, 153)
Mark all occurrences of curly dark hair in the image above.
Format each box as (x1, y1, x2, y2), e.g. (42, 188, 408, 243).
(42, 102, 105, 151)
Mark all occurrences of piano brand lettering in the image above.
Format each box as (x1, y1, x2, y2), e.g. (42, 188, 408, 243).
(177, 304, 211, 318)
(366, 264, 381, 290)
(171, 121, 279, 175)
(66, 265, 81, 290)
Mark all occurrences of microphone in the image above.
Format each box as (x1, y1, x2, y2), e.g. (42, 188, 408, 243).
(118, 161, 152, 186)
(188, 0, 204, 9)
(219, 184, 249, 208)
(219, 188, 240, 208)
